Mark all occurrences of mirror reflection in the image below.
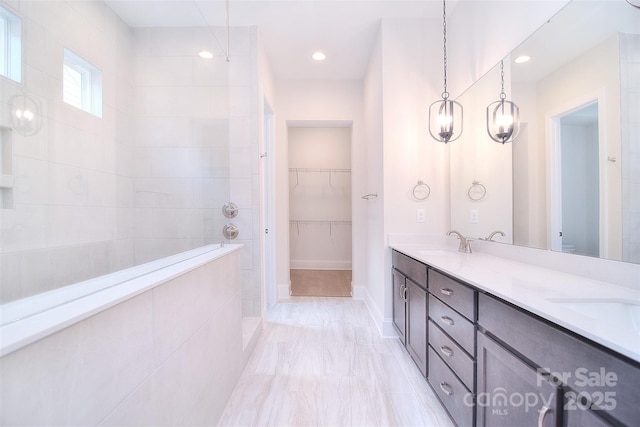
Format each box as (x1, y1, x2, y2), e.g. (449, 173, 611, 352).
(450, 0, 640, 264)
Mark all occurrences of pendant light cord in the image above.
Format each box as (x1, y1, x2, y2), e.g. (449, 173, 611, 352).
(441, 0, 449, 100)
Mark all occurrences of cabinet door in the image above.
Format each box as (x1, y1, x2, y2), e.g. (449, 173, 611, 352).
(477, 332, 562, 427)
(392, 269, 406, 345)
(406, 279, 428, 377)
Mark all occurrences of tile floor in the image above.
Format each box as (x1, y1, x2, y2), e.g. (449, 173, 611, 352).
(217, 297, 454, 426)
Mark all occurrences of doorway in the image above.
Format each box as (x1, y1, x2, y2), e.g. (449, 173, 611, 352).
(288, 126, 352, 297)
(550, 102, 601, 257)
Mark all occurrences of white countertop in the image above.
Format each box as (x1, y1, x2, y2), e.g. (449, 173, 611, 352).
(390, 243, 640, 363)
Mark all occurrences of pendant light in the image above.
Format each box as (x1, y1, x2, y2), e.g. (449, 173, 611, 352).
(486, 60, 520, 144)
(429, 0, 463, 144)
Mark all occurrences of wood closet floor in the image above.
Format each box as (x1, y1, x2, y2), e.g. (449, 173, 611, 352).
(290, 269, 352, 297)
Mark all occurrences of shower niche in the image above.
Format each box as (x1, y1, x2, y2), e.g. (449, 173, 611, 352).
(0, 127, 14, 210)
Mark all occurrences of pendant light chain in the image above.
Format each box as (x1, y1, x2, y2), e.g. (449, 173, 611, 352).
(499, 60, 506, 100)
(442, 0, 449, 100)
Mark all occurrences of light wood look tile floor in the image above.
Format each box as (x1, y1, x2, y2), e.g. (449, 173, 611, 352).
(217, 297, 454, 427)
(290, 270, 352, 297)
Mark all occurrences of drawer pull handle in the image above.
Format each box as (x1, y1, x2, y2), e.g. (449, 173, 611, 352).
(439, 381, 453, 396)
(440, 345, 454, 357)
(440, 316, 454, 326)
(440, 288, 454, 296)
(537, 406, 551, 427)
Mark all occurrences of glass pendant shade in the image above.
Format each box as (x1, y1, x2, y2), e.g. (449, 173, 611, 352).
(10, 94, 42, 136)
(429, 98, 463, 143)
(486, 99, 520, 144)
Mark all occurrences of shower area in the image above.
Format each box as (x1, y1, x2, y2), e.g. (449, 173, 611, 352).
(0, 0, 262, 319)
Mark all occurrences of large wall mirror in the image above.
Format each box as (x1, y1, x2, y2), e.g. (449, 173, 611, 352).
(450, 0, 640, 264)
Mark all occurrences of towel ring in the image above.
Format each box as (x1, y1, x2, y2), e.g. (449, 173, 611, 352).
(413, 180, 431, 201)
(468, 181, 487, 201)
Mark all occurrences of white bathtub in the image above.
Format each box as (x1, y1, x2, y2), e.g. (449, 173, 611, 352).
(0, 243, 241, 357)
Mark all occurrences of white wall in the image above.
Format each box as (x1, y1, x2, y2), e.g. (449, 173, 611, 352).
(378, 19, 450, 329)
(363, 25, 385, 327)
(273, 80, 366, 298)
(447, 0, 570, 98)
(0, 250, 245, 426)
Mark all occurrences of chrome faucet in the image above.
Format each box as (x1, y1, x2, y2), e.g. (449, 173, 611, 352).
(447, 230, 472, 253)
(485, 230, 506, 242)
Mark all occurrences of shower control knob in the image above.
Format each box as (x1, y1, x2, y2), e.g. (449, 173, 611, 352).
(222, 202, 239, 218)
(223, 223, 239, 240)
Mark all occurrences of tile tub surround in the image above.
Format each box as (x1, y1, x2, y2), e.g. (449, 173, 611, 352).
(217, 297, 453, 427)
(0, 246, 251, 426)
(390, 242, 640, 363)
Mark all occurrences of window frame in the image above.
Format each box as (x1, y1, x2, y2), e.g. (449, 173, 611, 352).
(63, 49, 103, 118)
(0, 6, 22, 83)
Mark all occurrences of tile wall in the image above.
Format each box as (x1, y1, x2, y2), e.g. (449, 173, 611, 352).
(621, 33, 640, 263)
(0, 0, 263, 317)
(0, 248, 245, 426)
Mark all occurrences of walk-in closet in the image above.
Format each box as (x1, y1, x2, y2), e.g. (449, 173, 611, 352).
(288, 126, 352, 296)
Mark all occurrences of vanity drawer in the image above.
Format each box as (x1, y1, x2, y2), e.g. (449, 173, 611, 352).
(429, 294, 475, 356)
(430, 269, 476, 320)
(392, 250, 427, 289)
(428, 346, 474, 427)
(429, 320, 474, 390)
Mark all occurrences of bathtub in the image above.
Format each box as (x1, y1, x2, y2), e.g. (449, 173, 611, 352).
(0, 243, 240, 357)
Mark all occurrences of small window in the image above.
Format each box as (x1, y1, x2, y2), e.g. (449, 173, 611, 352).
(63, 49, 102, 118)
(0, 6, 22, 83)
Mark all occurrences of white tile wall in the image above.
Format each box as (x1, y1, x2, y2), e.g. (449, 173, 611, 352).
(0, 251, 244, 426)
(0, 0, 262, 348)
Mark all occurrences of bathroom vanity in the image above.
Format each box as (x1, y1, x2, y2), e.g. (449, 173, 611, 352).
(391, 246, 640, 427)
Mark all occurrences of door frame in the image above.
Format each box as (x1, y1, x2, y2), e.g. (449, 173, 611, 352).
(545, 89, 608, 256)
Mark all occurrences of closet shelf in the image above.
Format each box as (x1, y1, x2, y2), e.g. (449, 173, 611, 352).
(288, 168, 351, 173)
(289, 220, 352, 236)
(289, 168, 351, 187)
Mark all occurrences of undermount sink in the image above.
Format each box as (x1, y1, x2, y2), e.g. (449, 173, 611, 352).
(416, 249, 459, 257)
(546, 298, 640, 334)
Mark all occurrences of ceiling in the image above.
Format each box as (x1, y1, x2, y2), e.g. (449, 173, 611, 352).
(104, 0, 455, 80)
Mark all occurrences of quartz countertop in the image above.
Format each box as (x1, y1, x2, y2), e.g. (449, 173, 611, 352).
(390, 243, 640, 363)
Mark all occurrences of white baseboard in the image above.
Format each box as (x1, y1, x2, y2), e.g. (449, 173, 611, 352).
(277, 283, 290, 301)
(352, 284, 365, 300)
(362, 286, 399, 338)
(290, 260, 352, 270)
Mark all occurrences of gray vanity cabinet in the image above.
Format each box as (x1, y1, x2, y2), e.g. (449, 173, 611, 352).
(392, 250, 428, 377)
(477, 331, 562, 427)
(392, 268, 407, 345)
(427, 269, 478, 427)
(478, 293, 640, 427)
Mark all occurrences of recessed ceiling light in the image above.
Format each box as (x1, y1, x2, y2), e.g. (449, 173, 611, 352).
(198, 51, 214, 59)
(312, 51, 327, 61)
(514, 55, 531, 64)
